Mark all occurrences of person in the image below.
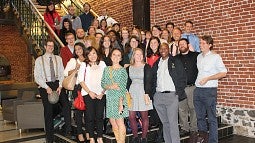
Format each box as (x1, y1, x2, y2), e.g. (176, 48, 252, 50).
(165, 22, 175, 40)
(151, 25, 168, 44)
(122, 36, 141, 68)
(92, 19, 105, 35)
(113, 23, 121, 40)
(146, 36, 161, 67)
(75, 28, 86, 45)
(120, 27, 130, 48)
(99, 35, 113, 66)
(175, 38, 199, 140)
(34, 39, 65, 143)
(161, 28, 171, 43)
(63, 42, 86, 142)
(126, 48, 153, 143)
(87, 26, 96, 36)
(99, 18, 108, 34)
(101, 48, 128, 143)
(182, 20, 200, 52)
(169, 27, 182, 56)
(107, 30, 123, 51)
(77, 47, 106, 143)
(151, 43, 187, 143)
(59, 5, 82, 31)
(43, 1, 61, 36)
(60, 32, 76, 68)
(59, 18, 76, 46)
(97, 8, 117, 27)
(95, 32, 103, 45)
(144, 30, 152, 56)
(79, 2, 94, 32)
(194, 35, 227, 143)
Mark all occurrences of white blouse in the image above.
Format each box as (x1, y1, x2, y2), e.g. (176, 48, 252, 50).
(77, 61, 106, 96)
(64, 58, 83, 84)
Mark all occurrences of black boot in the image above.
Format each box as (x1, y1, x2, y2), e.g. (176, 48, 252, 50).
(197, 131, 208, 143)
(141, 138, 147, 143)
(155, 124, 164, 143)
(132, 137, 140, 143)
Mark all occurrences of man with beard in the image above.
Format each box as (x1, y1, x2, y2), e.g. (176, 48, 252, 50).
(75, 28, 86, 45)
(176, 38, 199, 143)
(151, 43, 186, 143)
(79, 2, 94, 32)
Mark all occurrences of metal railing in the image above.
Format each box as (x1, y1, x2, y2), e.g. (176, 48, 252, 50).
(11, 0, 65, 58)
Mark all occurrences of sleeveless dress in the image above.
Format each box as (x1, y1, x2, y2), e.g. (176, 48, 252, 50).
(129, 65, 153, 111)
(101, 66, 128, 118)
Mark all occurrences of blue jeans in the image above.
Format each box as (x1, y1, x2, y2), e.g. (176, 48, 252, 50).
(194, 87, 218, 143)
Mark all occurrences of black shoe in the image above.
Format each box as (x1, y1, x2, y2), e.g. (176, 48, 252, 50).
(188, 131, 198, 143)
(132, 137, 140, 143)
(155, 124, 164, 143)
(180, 129, 190, 136)
(65, 131, 76, 140)
(141, 138, 147, 143)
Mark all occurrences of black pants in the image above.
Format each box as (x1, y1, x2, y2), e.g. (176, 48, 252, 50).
(39, 81, 71, 142)
(85, 95, 106, 138)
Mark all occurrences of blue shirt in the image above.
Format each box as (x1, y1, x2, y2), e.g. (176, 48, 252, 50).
(79, 12, 94, 31)
(195, 51, 227, 88)
(182, 33, 200, 52)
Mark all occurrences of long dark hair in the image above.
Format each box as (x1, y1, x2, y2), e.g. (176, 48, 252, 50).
(73, 42, 86, 60)
(99, 35, 113, 57)
(147, 36, 160, 58)
(84, 46, 101, 66)
(61, 18, 73, 31)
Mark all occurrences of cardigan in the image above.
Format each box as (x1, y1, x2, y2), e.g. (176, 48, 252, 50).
(151, 55, 187, 101)
(126, 64, 152, 97)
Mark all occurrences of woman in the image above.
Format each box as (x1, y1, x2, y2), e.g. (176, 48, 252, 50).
(121, 27, 130, 48)
(101, 48, 128, 143)
(63, 42, 86, 143)
(43, 1, 61, 35)
(59, 18, 76, 46)
(161, 28, 171, 44)
(78, 47, 106, 143)
(92, 19, 105, 35)
(122, 35, 141, 67)
(146, 36, 161, 67)
(99, 35, 113, 66)
(100, 18, 108, 33)
(87, 26, 96, 36)
(126, 48, 153, 143)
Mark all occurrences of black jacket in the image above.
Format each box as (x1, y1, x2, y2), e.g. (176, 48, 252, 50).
(151, 55, 187, 101)
(126, 64, 152, 97)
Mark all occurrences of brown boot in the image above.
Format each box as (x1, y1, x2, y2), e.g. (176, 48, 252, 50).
(112, 128, 120, 142)
(118, 127, 126, 143)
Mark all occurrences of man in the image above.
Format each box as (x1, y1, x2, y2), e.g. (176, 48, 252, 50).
(60, 32, 75, 68)
(194, 35, 227, 143)
(151, 25, 168, 44)
(182, 20, 200, 52)
(59, 5, 82, 31)
(176, 38, 199, 141)
(166, 21, 175, 39)
(97, 8, 117, 27)
(75, 28, 85, 44)
(79, 2, 94, 32)
(152, 43, 187, 143)
(34, 39, 70, 143)
(169, 27, 182, 56)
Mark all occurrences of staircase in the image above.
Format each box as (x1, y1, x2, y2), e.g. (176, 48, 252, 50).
(52, 116, 234, 143)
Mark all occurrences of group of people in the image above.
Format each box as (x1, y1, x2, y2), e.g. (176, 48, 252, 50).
(35, 1, 228, 143)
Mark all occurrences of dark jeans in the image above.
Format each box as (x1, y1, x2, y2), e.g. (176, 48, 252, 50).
(39, 81, 71, 142)
(194, 87, 218, 143)
(84, 95, 106, 138)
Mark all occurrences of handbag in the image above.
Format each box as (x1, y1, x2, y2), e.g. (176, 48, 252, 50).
(109, 67, 132, 108)
(62, 60, 79, 90)
(48, 90, 59, 104)
(73, 90, 86, 110)
(62, 70, 78, 90)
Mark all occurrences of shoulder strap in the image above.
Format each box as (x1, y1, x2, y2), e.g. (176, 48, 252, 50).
(41, 56, 47, 81)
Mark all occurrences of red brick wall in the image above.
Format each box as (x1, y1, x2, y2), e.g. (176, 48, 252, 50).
(149, 0, 255, 108)
(86, 0, 133, 28)
(88, 0, 255, 108)
(0, 25, 32, 82)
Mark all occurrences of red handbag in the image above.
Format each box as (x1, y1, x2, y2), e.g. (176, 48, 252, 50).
(73, 90, 86, 110)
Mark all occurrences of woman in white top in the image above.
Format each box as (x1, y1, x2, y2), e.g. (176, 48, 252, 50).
(64, 42, 86, 142)
(77, 46, 106, 143)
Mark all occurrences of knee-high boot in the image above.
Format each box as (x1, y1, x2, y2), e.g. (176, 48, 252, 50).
(119, 127, 126, 143)
(112, 128, 120, 142)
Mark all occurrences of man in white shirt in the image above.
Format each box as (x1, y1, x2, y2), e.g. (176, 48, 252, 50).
(34, 39, 71, 143)
(97, 8, 117, 27)
(194, 35, 227, 143)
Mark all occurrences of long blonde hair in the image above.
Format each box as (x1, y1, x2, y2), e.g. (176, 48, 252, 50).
(130, 48, 145, 65)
